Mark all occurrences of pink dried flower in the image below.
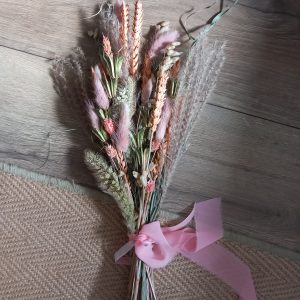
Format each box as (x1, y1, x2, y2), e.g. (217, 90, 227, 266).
(85, 101, 99, 129)
(103, 118, 116, 135)
(151, 139, 161, 152)
(148, 31, 180, 59)
(141, 78, 153, 104)
(91, 65, 109, 110)
(105, 144, 117, 158)
(145, 180, 155, 193)
(114, 103, 130, 152)
(155, 97, 172, 141)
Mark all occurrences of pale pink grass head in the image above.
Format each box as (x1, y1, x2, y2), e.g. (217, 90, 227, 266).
(85, 100, 99, 130)
(155, 97, 172, 141)
(114, 103, 130, 152)
(148, 31, 180, 59)
(141, 78, 153, 104)
(91, 65, 110, 110)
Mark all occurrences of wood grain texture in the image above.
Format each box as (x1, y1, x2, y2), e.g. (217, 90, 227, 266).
(209, 2, 300, 127)
(0, 46, 96, 186)
(1, 0, 299, 127)
(0, 0, 210, 58)
(0, 0, 300, 253)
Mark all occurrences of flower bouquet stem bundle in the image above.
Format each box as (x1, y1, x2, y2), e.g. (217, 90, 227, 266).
(52, 0, 230, 299)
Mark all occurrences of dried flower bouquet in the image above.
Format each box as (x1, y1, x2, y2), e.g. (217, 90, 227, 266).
(53, 0, 225, 298)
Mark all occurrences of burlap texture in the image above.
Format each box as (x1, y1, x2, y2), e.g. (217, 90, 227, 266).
(0, 171, 299, 299)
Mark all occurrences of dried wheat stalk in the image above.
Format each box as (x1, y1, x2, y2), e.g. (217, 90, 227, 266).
(129, 0, 143, 77)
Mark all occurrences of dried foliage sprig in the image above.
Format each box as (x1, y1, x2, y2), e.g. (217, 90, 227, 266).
(85, 149, 135, 232)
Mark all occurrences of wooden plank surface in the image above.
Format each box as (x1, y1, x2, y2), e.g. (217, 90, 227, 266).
(209, 6, 300, 127)
(0, 46, 96, 186)
(1, 0, 299, 127)
(0, 0, 208, 58)
(0, 0, 300, 253)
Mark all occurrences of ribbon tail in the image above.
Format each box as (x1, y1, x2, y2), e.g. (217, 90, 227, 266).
(183, 243, 257, 300)
(114, 240, 135, 265)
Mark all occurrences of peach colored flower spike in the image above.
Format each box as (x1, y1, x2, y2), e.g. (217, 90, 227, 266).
(120, 1, 129, 58)
(130, 0, 143, 77)
(103, 35, 113, 58)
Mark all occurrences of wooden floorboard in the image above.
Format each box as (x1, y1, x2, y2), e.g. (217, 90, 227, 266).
(0, 0, 209, 58)
(0, 46, 96, 186)
(209, 2, 300, 127)
(1, 0, 299, 128)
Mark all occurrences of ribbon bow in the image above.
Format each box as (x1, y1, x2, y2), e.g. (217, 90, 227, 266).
(115, 198, 257, 300)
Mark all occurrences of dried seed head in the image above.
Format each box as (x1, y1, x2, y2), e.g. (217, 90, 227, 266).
(145, 180, 155, 193)
(103, 118, 116, 135)
(130, 0, 143, 77)
(151, 139, 161, 152)
(150, 69, 169, 133)
(170, 60, 181, 78)
(119, 1, 129, 57)
(103, 35, 113, 58)
(157, 21, 170, 28)
(85, 100, 99, 130)
(105, 144, 118, 158)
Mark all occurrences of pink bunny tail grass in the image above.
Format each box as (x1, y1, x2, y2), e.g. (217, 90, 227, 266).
(91, 65, 109, 110)
(155, 97, 172, 141)
(148, 31, 180, 59)
(141, 78, 153, 104)
(114, 103, 130, 152)
(85, 100, 99, 130)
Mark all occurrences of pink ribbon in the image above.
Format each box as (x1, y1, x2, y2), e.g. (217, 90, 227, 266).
(115, 198, 257, 300)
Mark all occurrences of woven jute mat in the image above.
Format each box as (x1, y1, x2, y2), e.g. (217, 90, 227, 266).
(0, 171, 299, 299)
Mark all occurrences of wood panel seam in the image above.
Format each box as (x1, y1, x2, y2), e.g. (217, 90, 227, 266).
(0, 44, 51, 61)
(228, 0, 300, 19)
(207, 103, 300, 130)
